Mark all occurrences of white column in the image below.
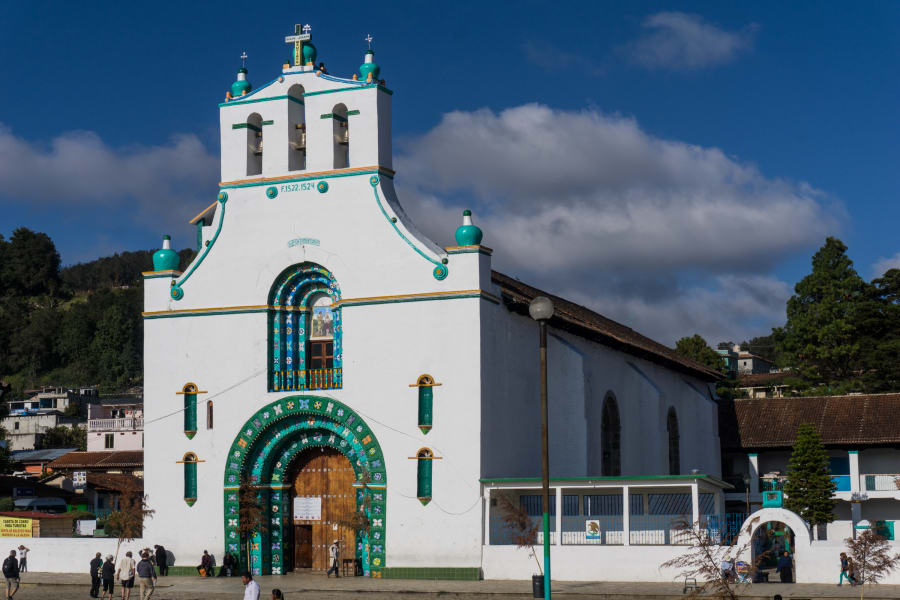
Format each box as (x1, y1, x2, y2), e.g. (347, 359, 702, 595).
(748, 453, 760, 496)
(622, 486, 630, 546)
(555, 487, 562, 545)
(691, 482, 700, 526)
(849, 450, 860, 492)
(483, 489, 491, 546)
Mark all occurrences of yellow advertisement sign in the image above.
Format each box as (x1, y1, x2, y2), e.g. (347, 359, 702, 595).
(0, 517, 32, 538)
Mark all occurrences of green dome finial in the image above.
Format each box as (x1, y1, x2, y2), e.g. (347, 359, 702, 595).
(152, 235, 180, 271)
(455, 209, 483, 246)
(359, 46, 380, 82)
(230, 55, 252, 98)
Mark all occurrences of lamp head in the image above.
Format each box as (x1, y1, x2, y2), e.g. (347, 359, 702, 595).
(529, 296, 554, 322)
(742, 474, 750, 485)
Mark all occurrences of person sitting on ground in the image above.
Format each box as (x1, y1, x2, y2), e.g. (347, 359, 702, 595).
(720, 555, 734, 582)
(2, 550, 19, 600)
(242, 571, 260, 600)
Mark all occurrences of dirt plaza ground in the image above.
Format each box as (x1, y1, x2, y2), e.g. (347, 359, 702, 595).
(9, 572, 900, 599)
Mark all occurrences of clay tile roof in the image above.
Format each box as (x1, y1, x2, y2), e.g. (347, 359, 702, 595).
(86, 473, 143, 492)
(491, 271, 721, 382)
(718, 394, 900, 449)
(47, 450, 143, 469)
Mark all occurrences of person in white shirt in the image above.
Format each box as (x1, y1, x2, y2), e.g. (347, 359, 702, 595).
(14, 548, 27, 574)
(241, 572, 260, 600)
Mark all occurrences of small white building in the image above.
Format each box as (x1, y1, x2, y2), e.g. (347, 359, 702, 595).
(140, 25, 726, 579)
(87, 397, 144, 451)
(0, 411, 79, 451)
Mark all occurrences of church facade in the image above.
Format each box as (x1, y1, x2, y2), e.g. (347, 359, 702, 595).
(141, 26, 724, 578)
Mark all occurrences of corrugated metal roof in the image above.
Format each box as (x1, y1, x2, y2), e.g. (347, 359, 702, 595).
(10, 448, 78, 462)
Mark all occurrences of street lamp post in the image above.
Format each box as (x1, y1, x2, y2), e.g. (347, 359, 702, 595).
(529, 296, 554, 600)
(742, 474, 751, 515)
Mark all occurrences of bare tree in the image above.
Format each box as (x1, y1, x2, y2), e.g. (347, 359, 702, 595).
(104, 477, 154, 563)
(845, 530, 900, 600)
(661, 518, 757, 600)
(496, 494, 542, 575)
(337, 469, 371, 533)
(238, 477, 267, 571)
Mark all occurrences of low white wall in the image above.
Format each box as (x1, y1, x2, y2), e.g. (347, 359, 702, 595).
(482, 545, 686, 582)
(0, 538, 146, 574)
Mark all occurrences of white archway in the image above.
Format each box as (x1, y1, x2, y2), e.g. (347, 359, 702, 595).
(734, 508, 810, 582)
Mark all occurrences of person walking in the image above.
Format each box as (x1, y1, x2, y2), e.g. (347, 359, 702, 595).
(101, 555, 116, 600)
(117, 551, 136, 600)
(153, 546, 167, 577)
(242, 572, 260, 600)
(839, 552, 856, 586)
(326, 540, 340, 578)
(775, 551, 793, 583)
(136, 552, 157, 600)
(90, 552, 104, 598)
(2, 550, 19, 600)
(14, 547, 27, 574)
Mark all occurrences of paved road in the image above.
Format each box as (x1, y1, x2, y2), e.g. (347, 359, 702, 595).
(10, 572, 900, 599)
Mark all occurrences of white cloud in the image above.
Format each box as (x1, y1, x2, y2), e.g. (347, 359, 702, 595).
(396, 103, 836, 344)
(625, 12, 757, 71)
(872, 251, 900, 277)
(0, 124, 218, 233)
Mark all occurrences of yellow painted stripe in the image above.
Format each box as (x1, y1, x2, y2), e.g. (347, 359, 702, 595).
(142, 270, 182, 276)
(189, 200, 219, 225)
(143, 289, 498, 317)
(218, 165, 395, 187)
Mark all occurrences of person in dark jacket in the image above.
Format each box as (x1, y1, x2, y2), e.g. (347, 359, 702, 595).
(197, 550, 213, 577)
(153, 546, 167, 577)
(136, 552, 157, 600)
(101, 555, 116, 600)
(776, 551, 793, 583)
(2, 550, 19, 599)
(217, 552, 236, 577)
(90, 552, 103, 598)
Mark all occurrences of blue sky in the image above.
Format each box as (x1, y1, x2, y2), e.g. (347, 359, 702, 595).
(1, 1, 898, 344)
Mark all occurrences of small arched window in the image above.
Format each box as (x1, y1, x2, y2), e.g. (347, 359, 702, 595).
(415, 447, 434, 505)
(601, 394, 621, 476)
(287, 85, 306, 171)
(246, 112, 263, 175)
(667, 407, 680, 475)
(181, 383, 199, 439)
(416, 375, 435, 434)
(180, 452, 200, 506)
(332, 103, 349, 168)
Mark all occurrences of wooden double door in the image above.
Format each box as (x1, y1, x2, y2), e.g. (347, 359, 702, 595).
(291, 447, 357, 571)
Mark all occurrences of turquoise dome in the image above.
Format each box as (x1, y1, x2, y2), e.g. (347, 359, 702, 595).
(152, 235, 180, 271)
(455, 210, 483, 246)
(299, 41, 317, 66)
(230, 67, 251, 97)
(359, 49, 380, 81)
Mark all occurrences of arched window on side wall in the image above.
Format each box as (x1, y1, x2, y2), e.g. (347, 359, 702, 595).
(246, 112, 263, 175)
(414, 447, 436, 505)
(180, 383, 199, 439)
(667, 407, 680, 475)
(332, 103, 349, 168)
(179, 452, 201, 506)
(601, 394, 621, 476)
(287, 85, 306, 171)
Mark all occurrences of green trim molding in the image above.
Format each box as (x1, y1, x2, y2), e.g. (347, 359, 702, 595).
(170, 192, 228, 301)
(320, 113, 347, 122)
(219, 94, 305, 108)
(302, 83, 392, 97)
(382, 567, 481, 581)
(232, 123, 261, 132)
(347, 110, 361, 116)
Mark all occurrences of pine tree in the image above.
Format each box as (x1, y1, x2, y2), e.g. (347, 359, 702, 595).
(784, 423, 836, 530)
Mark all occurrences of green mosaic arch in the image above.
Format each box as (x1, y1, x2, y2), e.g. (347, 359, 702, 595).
(223, 395, 386, 577)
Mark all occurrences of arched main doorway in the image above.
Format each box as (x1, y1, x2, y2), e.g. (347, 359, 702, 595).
(224, 396, 387, 577)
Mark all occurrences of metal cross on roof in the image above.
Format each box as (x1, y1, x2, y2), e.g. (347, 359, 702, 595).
(303, 24, 311, 35)
(240, 52, 248, 67)
(365, 34, 373, 49)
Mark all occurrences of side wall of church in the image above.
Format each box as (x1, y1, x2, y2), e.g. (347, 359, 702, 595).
(480, 299, 721, 480)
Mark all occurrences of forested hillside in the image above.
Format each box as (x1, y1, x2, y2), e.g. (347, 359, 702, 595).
(0, 227, 194, 398)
